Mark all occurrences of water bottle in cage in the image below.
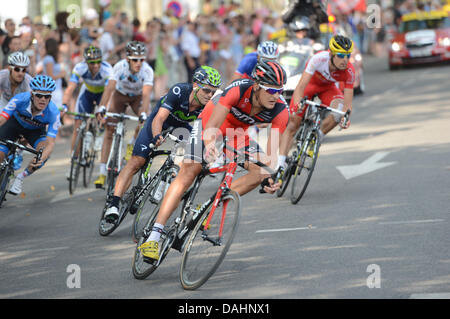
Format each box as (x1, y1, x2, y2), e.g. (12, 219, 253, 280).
(84, 131, 94, 151)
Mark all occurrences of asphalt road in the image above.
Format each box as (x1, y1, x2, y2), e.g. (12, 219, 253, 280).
(1, 55, 449, 300)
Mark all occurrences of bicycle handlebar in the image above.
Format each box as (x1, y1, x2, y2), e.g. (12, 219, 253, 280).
(149, 127, 179, 149)
(303, 99, 347, 117)
(104, 112, 139, 122)
(0, 139, 43, 161)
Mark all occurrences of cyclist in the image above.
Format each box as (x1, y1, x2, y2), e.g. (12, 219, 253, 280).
(229, 41, 280, 82)
(138, 60, 289, 261)
(62, 46, 113, 178)
(0, 75, 60, 195)
(93, 41, 154, 189)
(103, 66, 222, 222)
(0, 52, 33, 170)
(277, 35, 355, 170)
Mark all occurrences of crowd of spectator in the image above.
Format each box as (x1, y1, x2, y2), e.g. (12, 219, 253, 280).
(1, 0, 449, 113)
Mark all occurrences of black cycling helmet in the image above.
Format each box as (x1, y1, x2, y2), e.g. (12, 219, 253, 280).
(126, 41, 147, 57)
(251, 59, 287, 86)
(84, 45, 102, 62)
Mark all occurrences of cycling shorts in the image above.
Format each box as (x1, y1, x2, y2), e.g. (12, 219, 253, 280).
(75, 87, 103, 119)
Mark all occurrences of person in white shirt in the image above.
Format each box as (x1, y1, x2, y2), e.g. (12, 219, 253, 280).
(181, 21, 201, 82)
(93, 41, 154, 189)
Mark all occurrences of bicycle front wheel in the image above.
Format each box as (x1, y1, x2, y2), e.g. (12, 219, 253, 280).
(290, 133, 320, 205)
(69, 135, 83, 195)
(0, 164, 12, 207)
(180, 190, 241, 290)
(83, 129, 97, 187)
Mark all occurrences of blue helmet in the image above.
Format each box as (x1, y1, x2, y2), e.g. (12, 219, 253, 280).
(30, 75, 56, 92)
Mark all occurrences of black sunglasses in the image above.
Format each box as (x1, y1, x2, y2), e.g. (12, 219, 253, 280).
(129, 58, 145, 63)
(197, 84, 217, 95)
(33, 93, 52, 100)
(12, 67, 27, 73)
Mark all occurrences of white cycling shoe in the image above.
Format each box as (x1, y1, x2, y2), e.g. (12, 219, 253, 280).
(9, 177, 23, 196)
(104, 206, 119, 223)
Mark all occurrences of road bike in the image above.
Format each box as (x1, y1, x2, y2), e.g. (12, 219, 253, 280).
(100, 112, 139, 197)
(277, 99, 350, 204)
(132, 138, 276, 290)
(0, 139, 42, 207)
(98, 127, 182, 237)
(65, 111, 99, 194)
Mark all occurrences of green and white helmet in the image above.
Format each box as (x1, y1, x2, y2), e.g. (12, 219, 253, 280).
(193, 66, 222, 88)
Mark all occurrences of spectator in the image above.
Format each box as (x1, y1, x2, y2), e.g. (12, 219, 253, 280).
(99, 18, 116, 63)
(42, 38, 66, 107)
(2, 36, 22, 69)
(2, 19, 16, 56)
(181, 20, 201, 82)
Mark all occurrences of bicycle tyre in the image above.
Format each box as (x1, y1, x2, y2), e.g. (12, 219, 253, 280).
(290, 133, 320, 205)
(69, 134, 83, 195)
(0, 165, 12, 207)
(180, 189, 241, 290)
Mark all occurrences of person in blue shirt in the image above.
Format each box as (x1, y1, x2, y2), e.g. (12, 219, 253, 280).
(229, 41, 280, 82)
(0, 75, 61, 196)
(103, 65, 222, 223)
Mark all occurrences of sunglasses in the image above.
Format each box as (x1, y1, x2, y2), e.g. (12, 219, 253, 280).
(33, 93, 52, 100)
(259, 84, 284, 95)
(129, 58, 145, 63)
(87, 60, 102, 65)
(336, 53, 351, 59)
(197, 84, 217, 95)
(12, 67, 27, 73)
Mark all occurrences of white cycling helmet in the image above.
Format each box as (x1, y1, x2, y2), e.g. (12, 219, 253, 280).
(8, 51, 31, 68)
(257, 41, 279, 60)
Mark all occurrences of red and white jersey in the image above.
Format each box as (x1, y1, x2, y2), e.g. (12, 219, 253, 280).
(304, 51, 355, 89)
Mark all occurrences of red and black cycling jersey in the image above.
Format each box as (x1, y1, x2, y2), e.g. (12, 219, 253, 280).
(199, 79, 289, 136)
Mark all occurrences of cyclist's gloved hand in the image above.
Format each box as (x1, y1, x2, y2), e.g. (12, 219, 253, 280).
(95, 105, 107, 122)
(149, 134, 163, 148)
(259, 176, 280, 194)
(139, 112, 147, 123)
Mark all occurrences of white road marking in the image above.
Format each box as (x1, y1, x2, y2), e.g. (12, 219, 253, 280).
(337, 151, 397, 180)
(410, 293, 450, 299)
(256, 226, 316, 233)
(378, 219, 445, 225)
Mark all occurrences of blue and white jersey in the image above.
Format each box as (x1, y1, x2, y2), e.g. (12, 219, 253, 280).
(1, 92, 61, 138)
(70, 61, 113, 94)
(235, 52, 258, 79)
(111, 59, 154, 96)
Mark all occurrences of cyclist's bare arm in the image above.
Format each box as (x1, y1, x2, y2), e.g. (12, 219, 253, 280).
(0, 116, 7, 127)
(151, 108, 170, 146)
(98, 79, 116, 110)
(62, 81, 77, 107)
(291, 71, 313, 107)
(29, 137, 55, 169)
(140, 84, 153, 115)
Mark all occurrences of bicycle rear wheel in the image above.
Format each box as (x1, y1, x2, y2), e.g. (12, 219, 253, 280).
(180, 190, 241, 290)
(290, 133, 320, 205)
(69, 135, 83, 195)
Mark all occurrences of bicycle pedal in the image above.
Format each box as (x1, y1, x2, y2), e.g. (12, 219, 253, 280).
(142, 256, 157, 265)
